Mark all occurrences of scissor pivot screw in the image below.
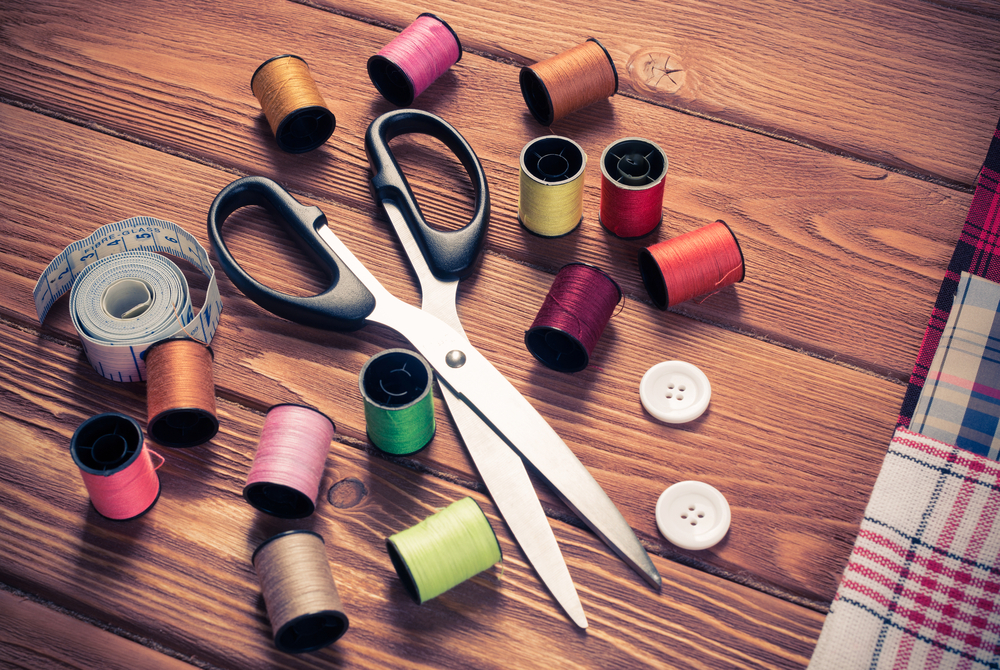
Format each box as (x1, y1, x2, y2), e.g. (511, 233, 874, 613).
(445, 350, 467, 368)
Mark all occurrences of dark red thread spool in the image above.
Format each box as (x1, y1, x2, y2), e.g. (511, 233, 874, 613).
(599, 137, 669, 238)
(524, 263, 622, 373)
(638, 220, 746, 310)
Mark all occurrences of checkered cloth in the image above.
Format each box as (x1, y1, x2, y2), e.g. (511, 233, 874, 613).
(910, 272, 1000, 460)
(808, 428, 1000, 669)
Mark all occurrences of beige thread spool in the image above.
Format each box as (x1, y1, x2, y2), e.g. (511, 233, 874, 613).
(251, 55, 336, 153)
(518, 135, 587, 237)
(252, 530, 349, 654)
(519, 38, 618, 126)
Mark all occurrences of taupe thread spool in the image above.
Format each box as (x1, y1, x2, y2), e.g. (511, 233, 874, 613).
(252, 530, 349, 654)
(519, 38, 618, 126)
(251, 55, 336, 153)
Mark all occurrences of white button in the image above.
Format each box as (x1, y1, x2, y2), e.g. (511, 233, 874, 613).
(639, 361, 711, 423)
(655, 481, 730, 550)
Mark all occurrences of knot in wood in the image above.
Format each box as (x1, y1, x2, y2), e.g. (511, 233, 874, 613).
(626, 49, 686, 94)
(327, 477, 368, 508)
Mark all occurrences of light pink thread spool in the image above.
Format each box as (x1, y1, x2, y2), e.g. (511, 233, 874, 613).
(243, 404, 335, 519)
(367, 14, 462, 106)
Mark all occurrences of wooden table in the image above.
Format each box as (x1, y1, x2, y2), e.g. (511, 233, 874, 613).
(1, 1, 997, 667)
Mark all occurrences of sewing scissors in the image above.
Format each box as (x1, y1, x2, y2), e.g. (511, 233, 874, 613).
(206, 109, 661, 627)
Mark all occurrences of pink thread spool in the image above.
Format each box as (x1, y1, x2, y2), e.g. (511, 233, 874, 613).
(244, 404, 335, 519)
(367, 13, 462, 106)
(71, 413, 162, 520)
(524, 263, 622, 373)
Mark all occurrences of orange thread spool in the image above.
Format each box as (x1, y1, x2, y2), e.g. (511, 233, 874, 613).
(519, 38, 618, 126)
(145, 339, 219, 448)
(638, 220, 746, 309)
(251, 55, 336, 153)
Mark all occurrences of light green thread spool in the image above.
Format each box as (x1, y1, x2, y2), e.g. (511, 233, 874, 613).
(386, 497, 502, 604)
(360, 349, 436, 455)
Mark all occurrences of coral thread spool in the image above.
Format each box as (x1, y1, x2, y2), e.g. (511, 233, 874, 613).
(519, 38, 618, 126)
(367, 13, 462, 106)
(599, 137, 669, 238)
(525, 263, 622, 373)
(386, 497, 502, 604)
(252, 530, 350, 654)
(244, 404, 335, 519)
(518, 136, 587, 237)
(251, 55, 336, 153)
(638, 220, 746, 309)
(144, 339, 218, 448)
(359, 349, 436, 455)
(70, 413, 161, 520)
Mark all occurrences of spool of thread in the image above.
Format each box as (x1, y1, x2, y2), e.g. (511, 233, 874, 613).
(144, 339, 218, 448)
(244, 404, 335, 519)
(599, 137, 669, 238)
(638, 220, 746, 309)
(518, 135, 587, 237)
(367, 14, 462, 106)
(519, 38, 618, 126)
(70, 413, 162, 520)
(386, 497, 501, 604)
(359, 349, 435, 455)
(251, 55, 336, 153)
(525, 263, 622, 373)
(252, 530, 349, 654)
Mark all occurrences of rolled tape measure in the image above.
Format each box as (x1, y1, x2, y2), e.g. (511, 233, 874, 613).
(33, 217, 223, 382)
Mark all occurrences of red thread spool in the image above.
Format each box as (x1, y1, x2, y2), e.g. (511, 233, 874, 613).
(638, 220, 746, 309)
(244, 404, 335, 519)
(525, 263, 622, 373)
(599, 137, 669, 238)
(368, 14, 462, 106)
(71, 413, 162, 520)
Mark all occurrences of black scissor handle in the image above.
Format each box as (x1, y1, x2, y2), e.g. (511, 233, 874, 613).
(207, 175, 376, 331)
(365, 109, 490, 281)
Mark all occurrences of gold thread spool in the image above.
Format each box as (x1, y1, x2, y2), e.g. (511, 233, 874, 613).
(518, 135, 587, 237)
(519, 38, 618, 126)
(252, 530, 350, 654)
(251, 55, 336, 153)
(144, 339, 218, 448)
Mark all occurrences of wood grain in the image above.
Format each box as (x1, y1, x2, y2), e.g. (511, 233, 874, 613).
(0, 0, 968, 377)
(0, 321, 824, 669)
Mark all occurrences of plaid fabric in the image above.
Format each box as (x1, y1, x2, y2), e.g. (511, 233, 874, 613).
(910, 272, 1000, 460)
(808, 427, 1000, 669)
(900, 119, 1000, 427)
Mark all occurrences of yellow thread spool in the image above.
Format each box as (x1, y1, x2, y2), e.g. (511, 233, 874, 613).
(251, 55, 336, 153)
(518, 135, 587, 237)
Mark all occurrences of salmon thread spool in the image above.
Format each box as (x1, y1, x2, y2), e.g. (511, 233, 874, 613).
(525, 263, 622, 373)
(367, 13, 462, 106)
(252, 530, 350, 654)
(519, 38, 618, 126)
(599, 137, 669, 238)
(251, 55, 336, 153)
(386, 497, 502, 604)
(144, 339, 218, 448)
(359, 349, 436, 455)
(518, 135, 587, 237)
(244, 404, 335, 519)
(70, 413, 162, 520)
(638, 219, 746, 309)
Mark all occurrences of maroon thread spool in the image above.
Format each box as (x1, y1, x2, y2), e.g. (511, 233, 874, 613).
(599, 137, 669, 238)
(524, 263, 622, 373)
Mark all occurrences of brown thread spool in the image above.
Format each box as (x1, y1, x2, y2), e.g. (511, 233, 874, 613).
(519, 38, 618, 126)
(252, 530, 349, 654)
(144, 339, 218, 448)
(251, 55, 336, 153)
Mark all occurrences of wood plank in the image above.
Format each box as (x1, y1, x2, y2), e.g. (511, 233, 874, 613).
(312, 0, 1000, 186)
(0, 102, 897, 604)
(0, 588, 197, 670)
(0, 320, 825, 669)
(0, 0, 968, 377)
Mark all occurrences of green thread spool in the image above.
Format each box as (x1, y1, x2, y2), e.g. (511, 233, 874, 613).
(386, 497, 502, 603)
(359, 349, 435, 455)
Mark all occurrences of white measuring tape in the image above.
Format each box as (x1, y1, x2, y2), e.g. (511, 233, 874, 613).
(33, 217, 223, 382)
